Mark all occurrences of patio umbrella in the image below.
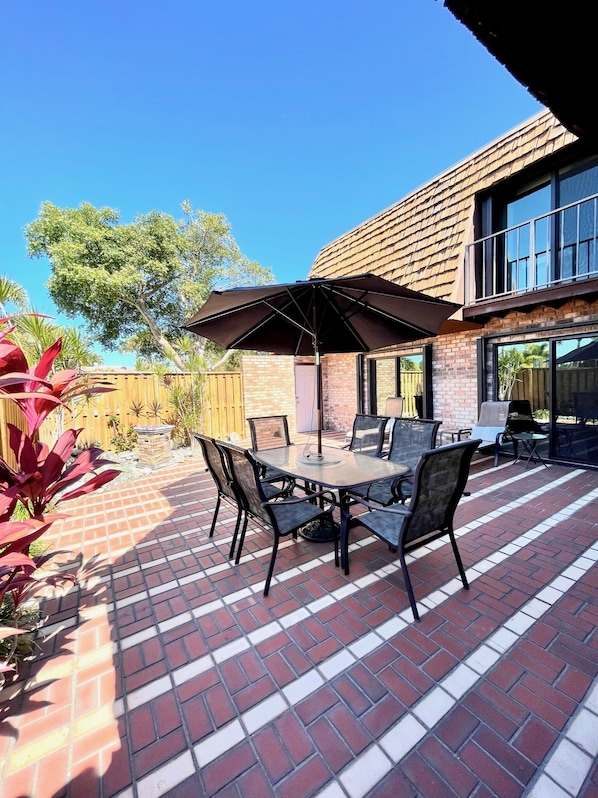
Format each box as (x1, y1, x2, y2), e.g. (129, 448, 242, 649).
(184, 273, 460, 462)
(556, 338, 598, 364)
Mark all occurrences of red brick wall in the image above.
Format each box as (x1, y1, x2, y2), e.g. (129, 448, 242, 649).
(317, 298, 598, 436)
(239, 299, 598, 439)
(322, 353, 359, 433)
(241, 355, 297, 438)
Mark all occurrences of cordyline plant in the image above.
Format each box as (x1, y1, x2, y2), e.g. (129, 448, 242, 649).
(0, 317, 120, 676)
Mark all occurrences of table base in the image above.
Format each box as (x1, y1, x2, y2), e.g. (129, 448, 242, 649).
(299, 517, 339, 542)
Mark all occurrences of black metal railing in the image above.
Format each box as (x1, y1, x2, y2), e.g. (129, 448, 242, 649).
(465, 194, 598, 304)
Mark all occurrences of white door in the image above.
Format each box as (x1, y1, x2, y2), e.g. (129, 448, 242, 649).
(295, 364, 317, 432)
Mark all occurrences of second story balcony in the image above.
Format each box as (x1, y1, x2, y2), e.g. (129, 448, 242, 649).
(464, 194, 598, 315)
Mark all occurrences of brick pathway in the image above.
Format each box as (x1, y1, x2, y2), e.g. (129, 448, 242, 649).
(1, 445, 597, 797)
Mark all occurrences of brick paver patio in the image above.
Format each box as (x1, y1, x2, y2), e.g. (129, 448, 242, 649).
(1, 438, 597, 797)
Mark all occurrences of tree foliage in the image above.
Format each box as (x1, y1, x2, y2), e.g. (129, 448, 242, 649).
(25, 201, 274, 370)
(0, 275, 102, 371)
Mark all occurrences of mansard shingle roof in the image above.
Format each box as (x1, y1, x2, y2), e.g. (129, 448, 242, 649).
(309, 111, 577, 304)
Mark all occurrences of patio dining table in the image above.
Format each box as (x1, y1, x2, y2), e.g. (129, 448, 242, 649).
(252, 444, 410, 569)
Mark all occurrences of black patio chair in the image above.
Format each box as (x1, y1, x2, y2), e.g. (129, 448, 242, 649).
(195, 433, 289, 557)
(217, 442, 338, 593)
(247, 415, 294, 485)
(344, 414, 389, 457)
(194, 432, 243, 542)
(340, 438, 480, 621)
(457, 401, 513, 466)
(352, 417, 442, 506)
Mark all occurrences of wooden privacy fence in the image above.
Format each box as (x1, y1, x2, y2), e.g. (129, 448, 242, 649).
(0, 371, 245, 460)
(510, 367, 598, 413)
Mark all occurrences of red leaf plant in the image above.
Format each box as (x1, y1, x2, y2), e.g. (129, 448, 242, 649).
(0, 323, 120, 675)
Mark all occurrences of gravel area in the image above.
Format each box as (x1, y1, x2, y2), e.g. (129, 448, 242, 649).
(102, 445, 204, 488)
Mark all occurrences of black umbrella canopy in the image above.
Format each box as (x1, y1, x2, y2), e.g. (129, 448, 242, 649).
(185, 274, 460, 459)
(556, 338, 598, 364)
(184, 273, 460, 356)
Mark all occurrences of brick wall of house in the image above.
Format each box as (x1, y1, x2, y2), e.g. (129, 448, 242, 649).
(316, 297, 598, 437)
(322, 353, 359, 433)
(239, 298, 597, 441)
(431, 329, 480, 432)
(241, 355, 297, 438)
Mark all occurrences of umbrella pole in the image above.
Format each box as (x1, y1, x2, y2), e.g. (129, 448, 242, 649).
(316, 349, 322, 455)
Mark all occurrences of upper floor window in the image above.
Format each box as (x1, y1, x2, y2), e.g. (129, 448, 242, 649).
(467, 156, 598, 304)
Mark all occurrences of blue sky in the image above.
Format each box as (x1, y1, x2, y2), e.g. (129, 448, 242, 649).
(1, 0, 541, 365)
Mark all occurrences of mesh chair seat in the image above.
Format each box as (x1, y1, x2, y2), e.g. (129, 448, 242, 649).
(341, 439, 480, 621)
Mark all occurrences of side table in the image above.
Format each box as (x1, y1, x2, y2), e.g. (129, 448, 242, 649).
(512, 432, 549, 468)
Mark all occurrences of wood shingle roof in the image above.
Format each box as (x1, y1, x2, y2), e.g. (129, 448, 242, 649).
(309, 111, 577, 305)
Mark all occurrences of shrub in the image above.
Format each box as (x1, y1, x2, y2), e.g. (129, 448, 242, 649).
(0, 317, 120, 675)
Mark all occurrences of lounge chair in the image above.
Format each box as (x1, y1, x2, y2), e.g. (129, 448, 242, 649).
(458, 401, 513, 466)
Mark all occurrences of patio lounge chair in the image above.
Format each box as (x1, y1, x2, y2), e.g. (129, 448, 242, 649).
(217, 442, 337, 592)
(344, 414, 389, 457)
(383, 396, 404, 441)
(341, 438, 480, 621)
(457, 401, 513, 467)
(351, 417, 442, 506)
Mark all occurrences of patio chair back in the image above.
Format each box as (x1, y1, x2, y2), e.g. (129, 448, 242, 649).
(507, 399, 545, 434)
(471, 401, 510, 445)
(346, 414, 389, 456)
(383, 396, 404, 441)
(388, 417, 441, 468)
(193, 432, 241, 540)
(343, 438, 480, 620)
(247, 415, 292, 450)
(217, 442, 337, 593)
(360, 417, 442, 505)
(247, 415, 294, 486)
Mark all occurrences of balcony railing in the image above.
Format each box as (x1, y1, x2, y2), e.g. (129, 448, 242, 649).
(465, 194, 598, 305)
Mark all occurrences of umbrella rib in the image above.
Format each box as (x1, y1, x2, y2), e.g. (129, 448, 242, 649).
(219, 298, 316, 355)
(324, 284, 440, 339)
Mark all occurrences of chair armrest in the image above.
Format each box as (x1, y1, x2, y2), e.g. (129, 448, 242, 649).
(390, 473, 413, 502)
(342, 490, 412, 518)
(457, 428, 472, 440)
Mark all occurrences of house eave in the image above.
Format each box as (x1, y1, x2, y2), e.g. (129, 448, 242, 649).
(463, 277, 598, 322)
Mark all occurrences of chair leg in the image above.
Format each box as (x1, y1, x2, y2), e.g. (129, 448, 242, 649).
(210, 495, 222, 538)
(234, 514, 249, 565)
(398, 550, 420, 622)
(340, 505, 351, 575)
(448, 529, 469, 590)
(263, 534, 280, 596)
(228, 508, 244, 560)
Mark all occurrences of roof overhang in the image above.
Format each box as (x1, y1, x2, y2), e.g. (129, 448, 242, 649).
(442, 1, 597, 141)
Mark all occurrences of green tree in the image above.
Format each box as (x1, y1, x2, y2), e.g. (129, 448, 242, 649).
(498, 347, 525, 400)
(25, 200, 274, 371)
(15, 313, 102, 370)
(0, 275, 28, 319)
(522, 342, 549, 368)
